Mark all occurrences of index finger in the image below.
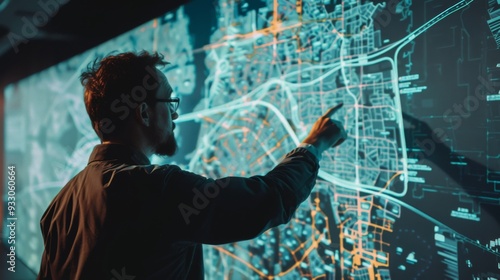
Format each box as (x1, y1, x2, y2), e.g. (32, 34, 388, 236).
(323, 103, 344, 118)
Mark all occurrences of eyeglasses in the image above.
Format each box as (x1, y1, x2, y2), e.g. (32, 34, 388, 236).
(154, 97, 180, 113)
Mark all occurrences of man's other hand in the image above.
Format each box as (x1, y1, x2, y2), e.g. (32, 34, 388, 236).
(302, 103, 348, 154)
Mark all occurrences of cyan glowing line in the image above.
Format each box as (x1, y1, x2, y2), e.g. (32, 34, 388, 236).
(318, 169, 500, 258)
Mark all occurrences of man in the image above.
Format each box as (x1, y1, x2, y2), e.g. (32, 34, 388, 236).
(37, 51, 347, 279)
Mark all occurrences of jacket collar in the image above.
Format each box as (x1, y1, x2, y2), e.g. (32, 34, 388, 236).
(88, 144, 151, 165)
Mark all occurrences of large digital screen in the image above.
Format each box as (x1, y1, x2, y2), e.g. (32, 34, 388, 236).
(4, 0, 500, 278)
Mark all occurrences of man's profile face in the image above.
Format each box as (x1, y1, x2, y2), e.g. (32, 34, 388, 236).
(148, 69, 178, 156)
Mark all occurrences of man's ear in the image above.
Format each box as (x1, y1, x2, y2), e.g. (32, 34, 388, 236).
(136, 102, 151, 127)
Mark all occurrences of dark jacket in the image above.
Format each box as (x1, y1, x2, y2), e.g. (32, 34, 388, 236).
(37, 143, 319, 279)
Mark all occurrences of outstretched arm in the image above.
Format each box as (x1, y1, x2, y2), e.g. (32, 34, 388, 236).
(163, 104, 348, 244)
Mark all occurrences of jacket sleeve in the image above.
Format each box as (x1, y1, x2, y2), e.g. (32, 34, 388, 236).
(162, 147, 320, 245)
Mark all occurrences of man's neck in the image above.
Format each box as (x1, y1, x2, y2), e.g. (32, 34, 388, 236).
(101, 140, 153, 159)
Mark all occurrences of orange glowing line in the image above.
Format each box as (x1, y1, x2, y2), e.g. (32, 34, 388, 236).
(203, 116, 217, 123)
(255, 134, 289, 163)
(213, 246, 268, 278)
(277, 233, 325, 276)
(296, 0, 302, 15)
(373, 171, 403, 195)
(358, 221, 393, 232)
(202, 156, 219, 163)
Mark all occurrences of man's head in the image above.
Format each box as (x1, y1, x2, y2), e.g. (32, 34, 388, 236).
(80, 51, 179, 156)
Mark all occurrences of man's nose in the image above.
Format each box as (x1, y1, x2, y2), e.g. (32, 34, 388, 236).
(172, 111, 179, 120)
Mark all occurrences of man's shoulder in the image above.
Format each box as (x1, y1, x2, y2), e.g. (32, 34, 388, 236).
(109, 162, 181, 173)
(87, 160, 181, 175)
(84, 161, 183, 185)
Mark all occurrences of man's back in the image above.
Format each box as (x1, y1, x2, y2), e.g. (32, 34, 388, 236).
(37, 144, 204, 279)
(37, 143, 320, 279)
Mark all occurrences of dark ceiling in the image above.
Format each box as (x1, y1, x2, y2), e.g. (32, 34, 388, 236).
(0, 0, 189, 88)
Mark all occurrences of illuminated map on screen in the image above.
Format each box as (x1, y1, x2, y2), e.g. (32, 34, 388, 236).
(4, 0, 500, 278)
